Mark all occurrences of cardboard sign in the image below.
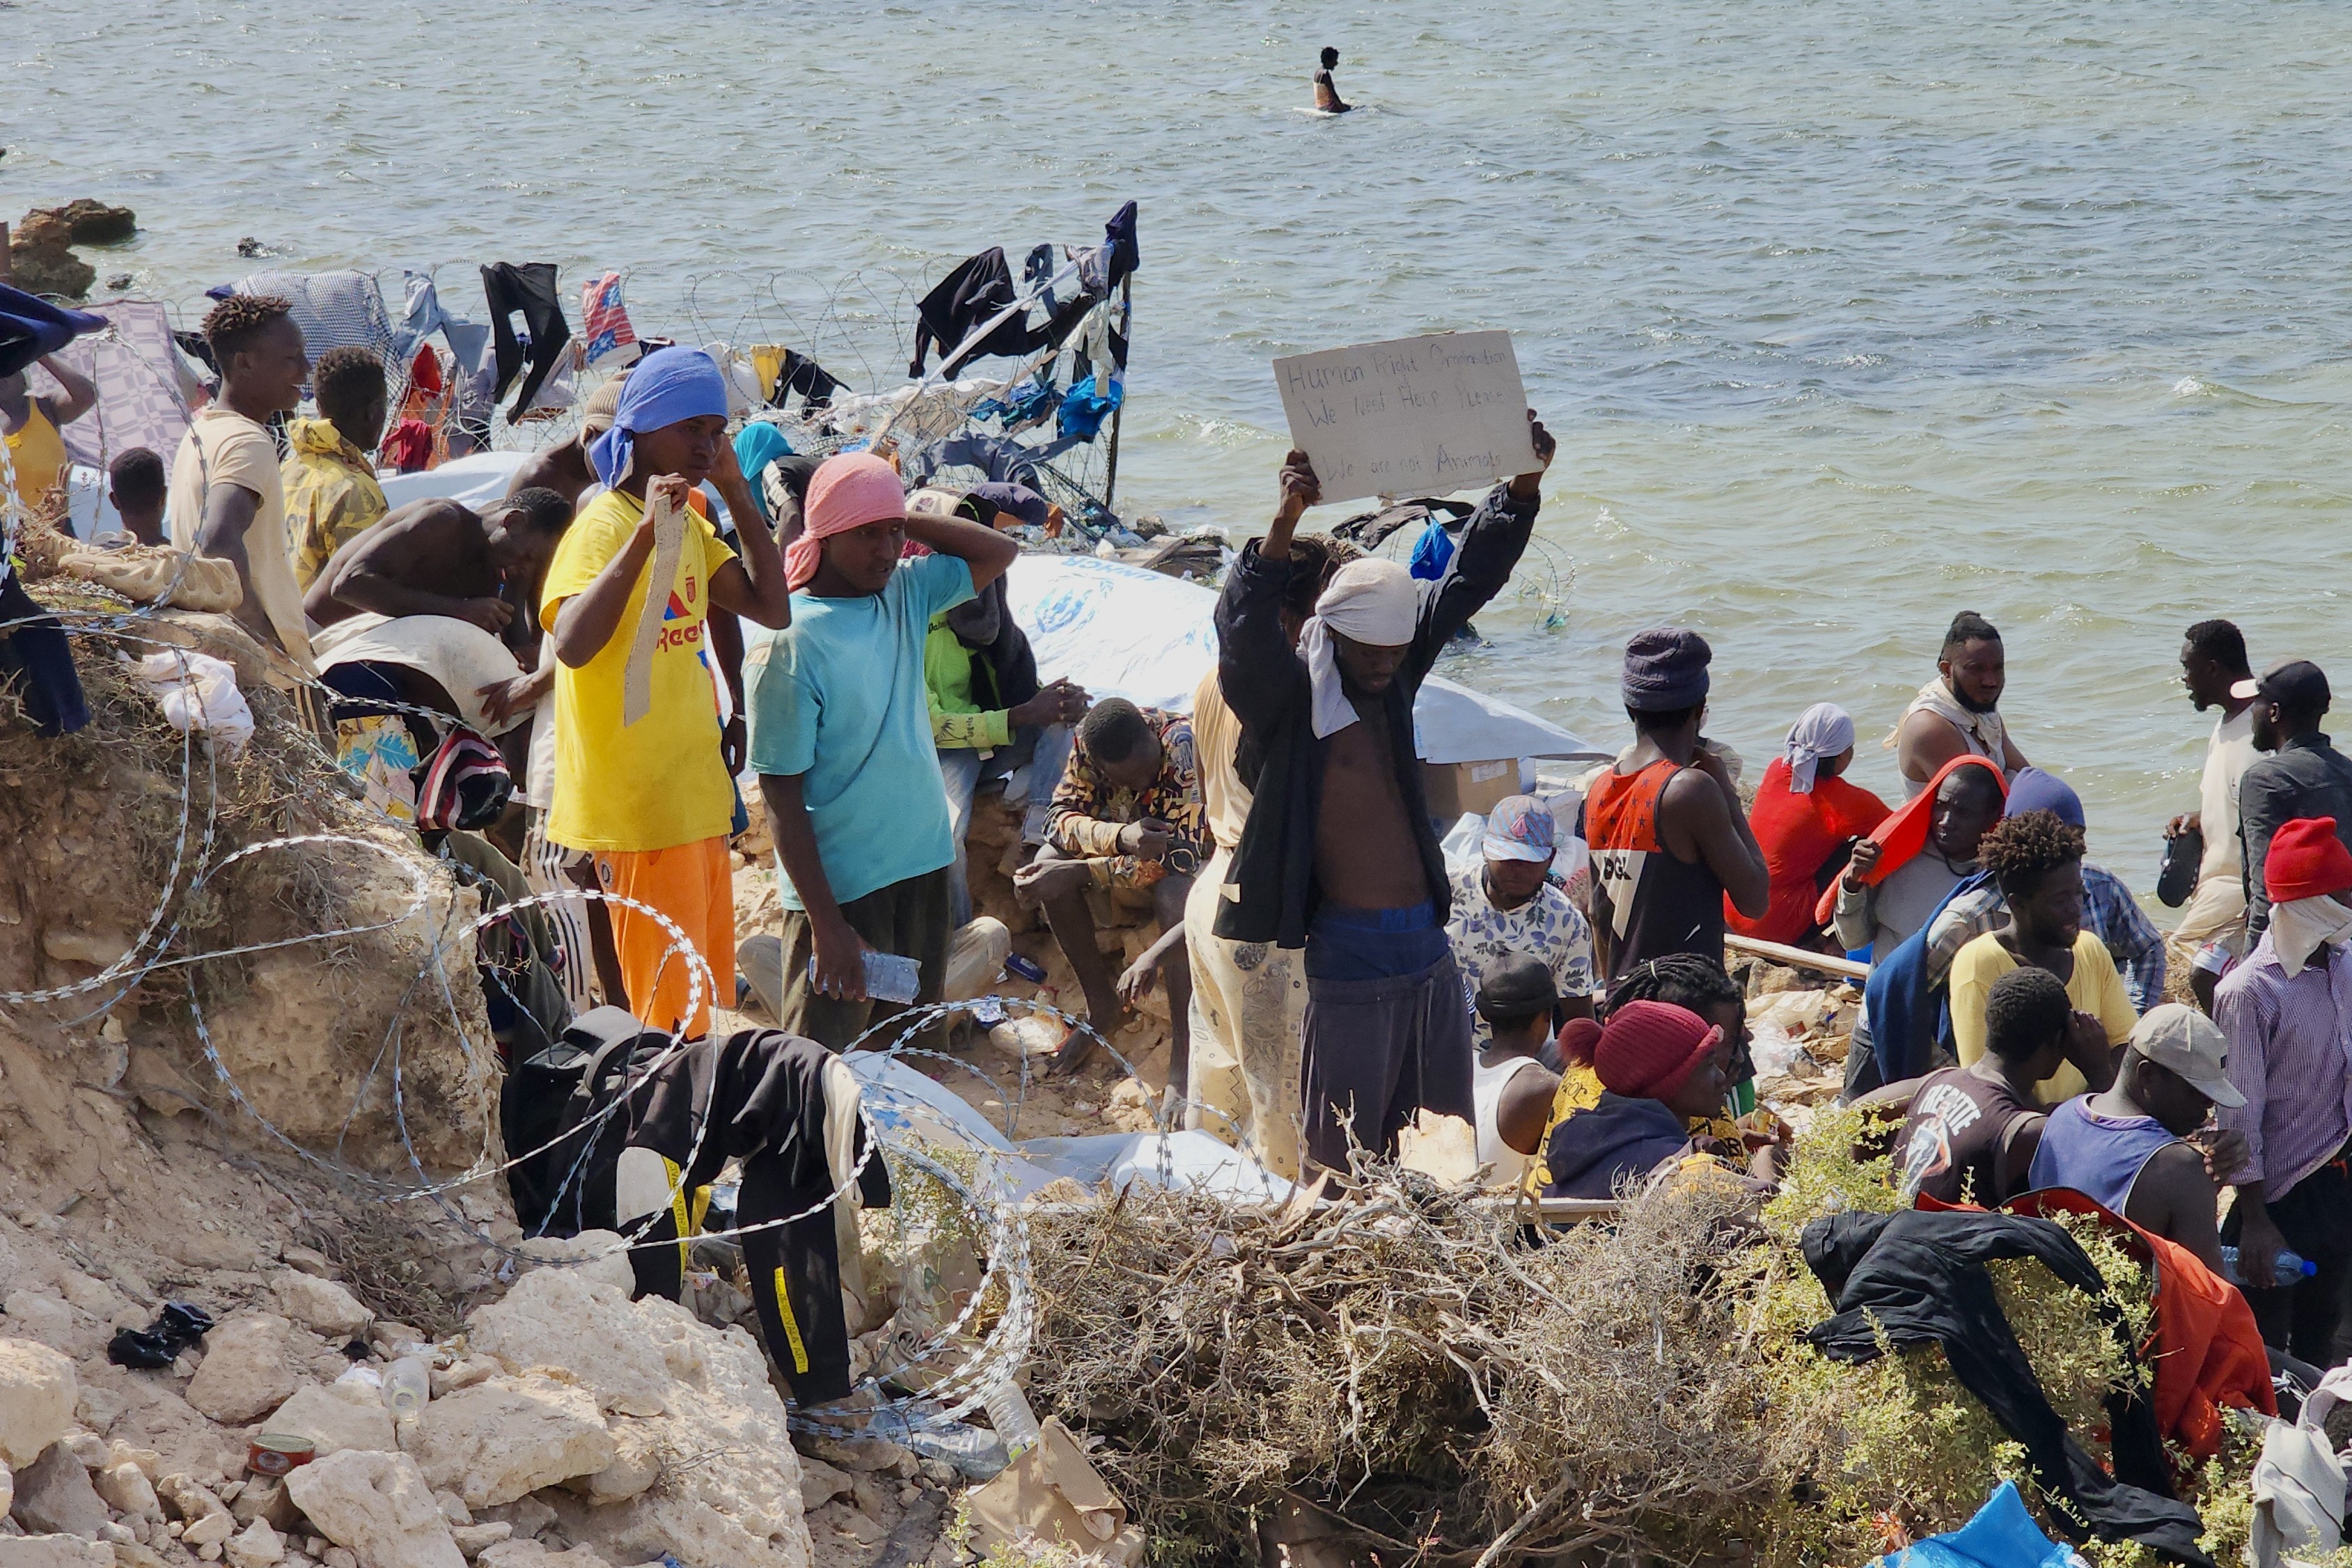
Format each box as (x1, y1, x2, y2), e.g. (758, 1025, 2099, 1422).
(1273, 330, 1537, 504)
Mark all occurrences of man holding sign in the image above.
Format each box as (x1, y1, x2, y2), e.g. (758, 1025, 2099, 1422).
(1213, 402, 1555, 1179)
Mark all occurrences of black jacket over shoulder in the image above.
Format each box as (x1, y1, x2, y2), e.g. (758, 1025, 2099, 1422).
(1211, 483, 1539, 948)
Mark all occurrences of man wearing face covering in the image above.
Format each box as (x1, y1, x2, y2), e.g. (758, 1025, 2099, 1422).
(1212, 416, 1555, 1177)
(2213, 817, 2352, 1358)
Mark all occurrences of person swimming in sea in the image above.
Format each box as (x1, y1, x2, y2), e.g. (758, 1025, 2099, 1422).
(1314, 47, 1351, 113)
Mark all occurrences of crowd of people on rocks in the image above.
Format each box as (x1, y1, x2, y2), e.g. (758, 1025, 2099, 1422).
(16, 288, 2352, 1384)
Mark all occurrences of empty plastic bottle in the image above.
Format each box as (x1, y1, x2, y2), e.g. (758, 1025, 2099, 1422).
(381, 1356, 430, 1419)
(980, 1381, 1042, 1461)
(863, 1404, 1010, 1480)
(2218, 1246, 2319, 1288)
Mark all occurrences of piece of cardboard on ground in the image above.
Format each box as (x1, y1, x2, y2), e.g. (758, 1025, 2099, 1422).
(1271, 330, 1539, 505)
(964, 1417, 1145, 1567)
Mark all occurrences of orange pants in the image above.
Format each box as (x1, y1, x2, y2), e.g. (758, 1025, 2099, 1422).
(594, 836, 735, 1037)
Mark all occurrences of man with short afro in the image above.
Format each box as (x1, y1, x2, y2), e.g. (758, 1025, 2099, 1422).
(1947, 808, 2138, 1106)
(283, 345, 390, 588)
(168, 294, 314, 670)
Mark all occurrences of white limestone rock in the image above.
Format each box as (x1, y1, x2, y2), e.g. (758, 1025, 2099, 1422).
(409, 1377, 613, 1510)
(463, 1274, 666, 1418)
(0, 1342, 77, 1469)
(184, 1316, 297, 1426)
(283, 1451, 464, 1568)
(269, 1276, 370, 1341)
(260, 1386, 395, 1460)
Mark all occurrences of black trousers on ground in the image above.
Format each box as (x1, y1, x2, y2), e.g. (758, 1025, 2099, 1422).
(2222, 1143, 2352, 1367)
(622, 1030, 890, 1403)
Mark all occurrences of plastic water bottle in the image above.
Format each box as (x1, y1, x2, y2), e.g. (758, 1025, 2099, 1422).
(2218, 1246, 2319, 1288)
(381, 1356, 430, 1419)
(863, 1405, 1010, 1480)
(981, 1381, 1042, 1461)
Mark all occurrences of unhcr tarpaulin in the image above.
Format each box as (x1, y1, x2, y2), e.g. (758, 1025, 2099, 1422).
(1001, 553, 1604, 765)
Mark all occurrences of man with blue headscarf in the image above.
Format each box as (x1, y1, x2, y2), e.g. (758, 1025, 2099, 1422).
(541, 346, 793, 1037)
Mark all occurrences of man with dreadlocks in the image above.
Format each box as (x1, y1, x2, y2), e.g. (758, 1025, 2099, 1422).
(169, 294, 313, 672)
(1949, 808, 2138, 1106)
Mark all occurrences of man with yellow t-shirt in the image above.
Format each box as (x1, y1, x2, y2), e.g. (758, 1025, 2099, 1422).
(541, 348, 793, 1036)
(1950, 808, 2138, 1106)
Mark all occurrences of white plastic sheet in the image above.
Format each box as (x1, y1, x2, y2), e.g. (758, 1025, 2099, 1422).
(1001, 554, 1603, 763)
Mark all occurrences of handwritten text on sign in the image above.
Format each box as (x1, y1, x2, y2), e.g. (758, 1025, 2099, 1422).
(1272, 331, 1537, 505)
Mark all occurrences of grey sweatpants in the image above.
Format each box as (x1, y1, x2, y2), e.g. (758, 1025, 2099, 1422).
(1299, 952, 1474, 1173)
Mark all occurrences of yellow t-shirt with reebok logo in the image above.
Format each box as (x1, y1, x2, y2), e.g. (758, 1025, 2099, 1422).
(541, 489, 737, 852)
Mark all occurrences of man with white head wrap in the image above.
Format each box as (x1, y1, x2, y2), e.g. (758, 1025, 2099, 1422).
(1727, 700, 1892, 948)
(2213, 815, 2352, 1359)
(1212, 416, 1556, 1179)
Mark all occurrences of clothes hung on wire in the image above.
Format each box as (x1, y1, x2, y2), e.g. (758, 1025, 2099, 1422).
(480, 262, 572, 420)
(577, 271, 638, 367)
(32, 299, 191, 471)
(1071, 200, 1140, 296)
(1802, 1207, 2212, 1565)
(747, 345, 842, 411)
(908, 247, 1096, 378)
(224, 270, 395, 375)
(920, 432, 1088, 489)
(615, 1029, 892, 1403)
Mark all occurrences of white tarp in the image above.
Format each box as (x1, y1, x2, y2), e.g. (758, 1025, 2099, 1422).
(375, 450, 532, 514)
(1003, 552, 1602, 764)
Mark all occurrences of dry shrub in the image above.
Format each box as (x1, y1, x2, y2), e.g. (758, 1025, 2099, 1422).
(1023, 1111, 2257, 1567)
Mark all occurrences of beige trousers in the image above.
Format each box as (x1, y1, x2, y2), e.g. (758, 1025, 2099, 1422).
(1182, 849, 1308, 1182)
(2173, 872, 2248, 952)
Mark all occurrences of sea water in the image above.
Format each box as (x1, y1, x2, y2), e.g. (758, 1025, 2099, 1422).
(14, 0, 2352, 893)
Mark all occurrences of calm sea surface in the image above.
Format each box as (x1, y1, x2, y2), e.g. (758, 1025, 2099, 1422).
(15, 0, 2352, 894)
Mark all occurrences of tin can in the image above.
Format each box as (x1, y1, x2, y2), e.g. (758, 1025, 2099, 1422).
(247, 1434, 315, 1477)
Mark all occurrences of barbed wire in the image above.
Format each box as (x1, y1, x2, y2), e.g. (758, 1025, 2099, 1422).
(0, 502, 1280, 1442)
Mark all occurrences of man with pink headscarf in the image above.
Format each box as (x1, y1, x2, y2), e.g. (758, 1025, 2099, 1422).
(744, 452, 1019, 1051)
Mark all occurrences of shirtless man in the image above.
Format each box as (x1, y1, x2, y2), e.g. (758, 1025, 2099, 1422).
(304, 487, 572, 725)
(1313, 46, 1351, 113)
(1214, 413, 1553, 1175)
(503, 373, 623, 508)
(1895, 611, 2030, 797)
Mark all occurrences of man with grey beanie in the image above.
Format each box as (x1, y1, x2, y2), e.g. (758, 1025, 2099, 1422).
(1585, 627, 1767, 978)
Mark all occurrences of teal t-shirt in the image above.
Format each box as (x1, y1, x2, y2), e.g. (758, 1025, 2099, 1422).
(744, 552, 975, 909)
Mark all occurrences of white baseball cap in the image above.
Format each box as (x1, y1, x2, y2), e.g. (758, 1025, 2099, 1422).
(2130, 1003, 2245, 1108)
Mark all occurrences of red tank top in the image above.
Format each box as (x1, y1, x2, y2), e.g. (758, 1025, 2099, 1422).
(1587, 758, 1727, 978)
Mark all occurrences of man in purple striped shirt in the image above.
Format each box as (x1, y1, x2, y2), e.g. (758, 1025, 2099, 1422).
(2214, 815, 2352, 1362)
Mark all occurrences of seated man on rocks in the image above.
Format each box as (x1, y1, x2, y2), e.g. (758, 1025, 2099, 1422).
(1535, 999, 1782, 1200)
(1014, 698, 1207, 1085)
(2028, 1003, 2245, 1273)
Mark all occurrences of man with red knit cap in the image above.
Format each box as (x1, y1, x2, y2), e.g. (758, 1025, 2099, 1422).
(1534, 1000, 1736, 1199)
(746, 451, 1019, 1051)
(2213, 815, 2352, 1361)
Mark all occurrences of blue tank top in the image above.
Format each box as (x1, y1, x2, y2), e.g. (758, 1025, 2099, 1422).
(2025, 1096, 2180, 1214)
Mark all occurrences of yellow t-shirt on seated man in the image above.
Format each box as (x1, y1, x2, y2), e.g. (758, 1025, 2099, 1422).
(542, 486, 737, 1037)
(1950, 930, 2137, 1106)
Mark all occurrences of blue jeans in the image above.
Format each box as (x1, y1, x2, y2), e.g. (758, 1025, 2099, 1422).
(937, 747, 985, 927)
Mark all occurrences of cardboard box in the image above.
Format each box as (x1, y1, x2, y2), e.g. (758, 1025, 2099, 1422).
(965, 1418, 1145, 1567)
(1422, 757, 1519, 821)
